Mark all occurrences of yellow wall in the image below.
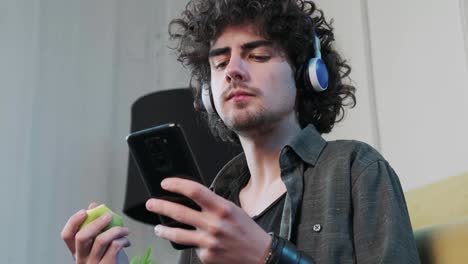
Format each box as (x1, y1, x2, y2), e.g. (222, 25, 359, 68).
(405, 173, 468, 229)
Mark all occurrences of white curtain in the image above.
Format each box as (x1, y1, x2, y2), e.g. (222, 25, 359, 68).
(1, 0, 188, 263)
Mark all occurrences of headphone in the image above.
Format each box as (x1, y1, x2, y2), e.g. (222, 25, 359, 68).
(201, 34, 329, 114)
(305, 34, 329, 92)
(201, 83, 216, 114)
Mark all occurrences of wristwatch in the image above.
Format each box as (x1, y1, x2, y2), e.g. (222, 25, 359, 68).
(265, 232, 315, 264)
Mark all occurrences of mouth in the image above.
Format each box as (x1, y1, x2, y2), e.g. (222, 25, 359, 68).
(225, 89, 255, 101)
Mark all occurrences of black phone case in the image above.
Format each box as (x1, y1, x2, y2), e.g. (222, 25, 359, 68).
(126, 123, 204, 250)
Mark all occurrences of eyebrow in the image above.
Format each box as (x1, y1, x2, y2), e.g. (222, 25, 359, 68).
(208, 40, 274, 58)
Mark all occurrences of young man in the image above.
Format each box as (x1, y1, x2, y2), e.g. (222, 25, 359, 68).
(61, 0, 420, 263)
(150, 0, 420, 263)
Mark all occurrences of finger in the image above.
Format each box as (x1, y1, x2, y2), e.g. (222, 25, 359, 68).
(100, 237, 130, 263)
(88, 227, 130, 261)
(146, 198, 207, 230)
(60, 209, 88, 256)
(161, 177, 224, 211)
(154, 224, 214, 248)
(88, 202, 98, 210)
(75, 212, 113, 260)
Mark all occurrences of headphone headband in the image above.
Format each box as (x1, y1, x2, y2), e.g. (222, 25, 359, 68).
(305, 33, 329, 92)
(314, 34, 322, 58)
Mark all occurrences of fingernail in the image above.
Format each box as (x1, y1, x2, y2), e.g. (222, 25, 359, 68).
(161, 179, 169, 188)
(145, 200, 153, 210)
(154, 225, 162, 236)
(102, 213, 112, 221)
(77, 209, 86, 216)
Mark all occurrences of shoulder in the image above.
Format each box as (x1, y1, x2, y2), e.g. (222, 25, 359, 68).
(326, 140, 403, 192)
(323, 139, 384, 164)
(318, 139, 390, 180)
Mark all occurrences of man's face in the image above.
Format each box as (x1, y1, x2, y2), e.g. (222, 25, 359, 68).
(208, 24, 297, 133)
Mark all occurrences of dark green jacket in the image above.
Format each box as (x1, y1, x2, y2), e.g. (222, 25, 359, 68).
(179, 125, 420, 263)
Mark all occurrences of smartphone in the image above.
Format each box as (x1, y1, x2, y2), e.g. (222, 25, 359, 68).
(126, 123, 204, 250)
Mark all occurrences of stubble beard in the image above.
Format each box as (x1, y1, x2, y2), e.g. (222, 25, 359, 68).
(224, 104, 285, 135)
(219, 81, 291, 135)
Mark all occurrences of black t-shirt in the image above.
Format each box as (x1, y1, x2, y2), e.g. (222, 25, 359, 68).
(228, 173, 286, 235)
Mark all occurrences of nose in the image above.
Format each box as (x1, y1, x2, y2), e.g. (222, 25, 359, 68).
(225, 56, 248, 83)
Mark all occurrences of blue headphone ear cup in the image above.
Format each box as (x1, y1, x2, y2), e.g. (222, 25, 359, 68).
(201, 84, 215, 114)
(306, 57, 329, 92)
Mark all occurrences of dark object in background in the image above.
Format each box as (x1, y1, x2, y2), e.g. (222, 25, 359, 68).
(123, 88, 241, 225)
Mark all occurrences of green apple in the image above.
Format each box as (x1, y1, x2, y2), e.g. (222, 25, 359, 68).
(79, 204, 124, 231)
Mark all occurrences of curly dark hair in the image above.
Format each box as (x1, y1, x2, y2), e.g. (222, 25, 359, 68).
(169, 0, 356, 143)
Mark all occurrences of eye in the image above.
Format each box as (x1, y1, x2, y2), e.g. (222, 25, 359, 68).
(249, 55, 270, 62)
(215, 61, 228, 70)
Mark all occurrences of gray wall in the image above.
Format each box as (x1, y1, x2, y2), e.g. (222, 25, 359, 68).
(1, 0, 467, 263)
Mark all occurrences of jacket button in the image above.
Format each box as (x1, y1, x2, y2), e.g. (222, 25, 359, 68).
(313, 224, 321, 232)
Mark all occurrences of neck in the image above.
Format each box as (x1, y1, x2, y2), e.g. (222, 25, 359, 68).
(237, 114, 302, 190)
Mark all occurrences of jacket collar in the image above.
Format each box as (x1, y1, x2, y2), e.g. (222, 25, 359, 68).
(209, 124, 327, 193)
(284, 124, 327, 166)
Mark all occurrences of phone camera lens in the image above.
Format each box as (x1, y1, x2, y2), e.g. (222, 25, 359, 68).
(145, 137, 172, 172)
